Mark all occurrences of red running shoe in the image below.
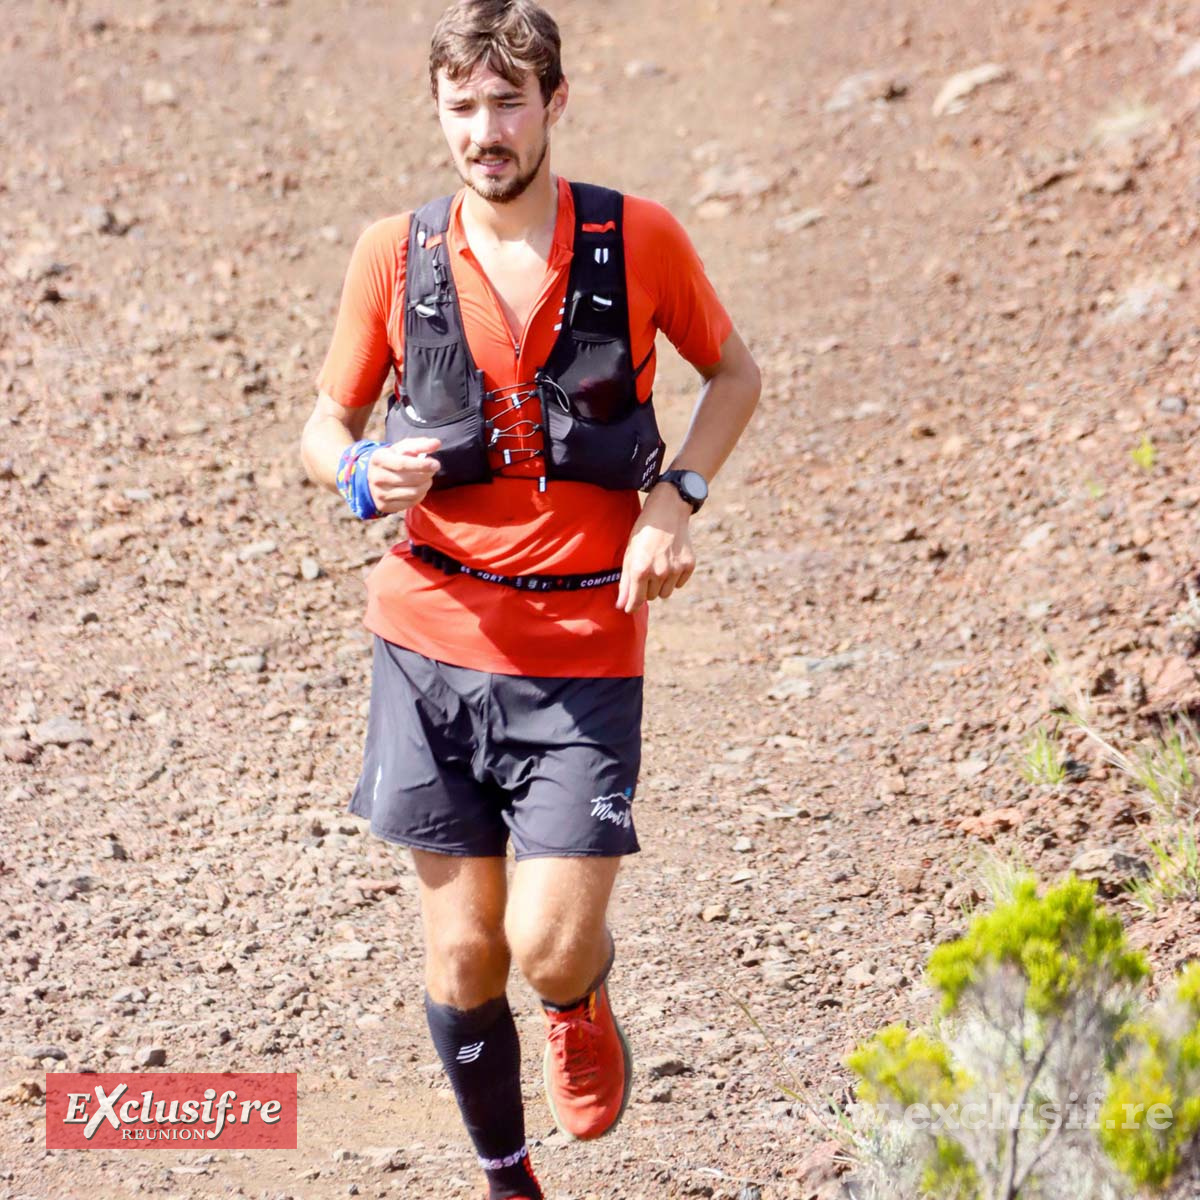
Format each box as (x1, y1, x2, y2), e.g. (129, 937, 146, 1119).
(542, 979, 633, 1141)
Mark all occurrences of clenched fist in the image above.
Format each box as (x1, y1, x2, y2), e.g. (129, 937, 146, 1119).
(366, 438, 442, 514)
(615, 482, 696, 613)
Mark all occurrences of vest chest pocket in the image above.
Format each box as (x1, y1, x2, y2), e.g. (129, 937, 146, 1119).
(396, 181, 651, 493)
(544, 284, 639, 423)
(396, 338, 477, 426)
(386, 341, 491, 490)
(550, 333, 636, 423)
(541, 388, 665, 492)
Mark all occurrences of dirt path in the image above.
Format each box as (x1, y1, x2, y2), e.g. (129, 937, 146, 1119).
(3, 1, 1200, 1198)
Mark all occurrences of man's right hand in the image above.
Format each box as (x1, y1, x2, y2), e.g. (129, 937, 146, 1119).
(366, 438, 442, 514)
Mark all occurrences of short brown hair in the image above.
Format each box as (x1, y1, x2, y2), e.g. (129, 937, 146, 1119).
(429, 0, 563, 105)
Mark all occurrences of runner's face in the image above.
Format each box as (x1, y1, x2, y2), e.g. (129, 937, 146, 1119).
(436, 64, 565, 203)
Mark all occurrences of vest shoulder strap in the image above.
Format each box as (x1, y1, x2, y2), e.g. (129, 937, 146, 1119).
(411, 193, 455, 237)
(569, 181, 624, 233)
(557, 182, 629, 339)
(404, 194, 459, 330)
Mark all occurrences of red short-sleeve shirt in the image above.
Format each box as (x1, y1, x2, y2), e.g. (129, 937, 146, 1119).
(316, 175, 732, 677)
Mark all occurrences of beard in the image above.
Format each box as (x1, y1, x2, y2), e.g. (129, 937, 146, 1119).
(460, 122, 550, 204)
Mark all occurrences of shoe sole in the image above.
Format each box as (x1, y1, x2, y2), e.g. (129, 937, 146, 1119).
(543, 999, 634, 1143)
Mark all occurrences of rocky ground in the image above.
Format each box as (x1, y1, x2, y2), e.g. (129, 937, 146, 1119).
(3, 0, 1200, 1197)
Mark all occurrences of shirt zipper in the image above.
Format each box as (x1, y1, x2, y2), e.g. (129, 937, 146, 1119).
(463, 245, 566, 376)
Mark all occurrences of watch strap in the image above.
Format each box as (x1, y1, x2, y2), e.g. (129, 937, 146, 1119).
(656, 468, 705, 513)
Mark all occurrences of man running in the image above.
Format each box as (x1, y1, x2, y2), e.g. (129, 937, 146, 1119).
(300, 2, 760, 1196)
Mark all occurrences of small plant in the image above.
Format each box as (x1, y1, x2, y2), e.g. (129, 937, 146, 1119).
(1100, 962, 1200, 1189)
(1019, 724, 1068, 786)
(842, 876, 1150, 1200)
(970, 845, 1036, 913)
(1064, 710, 1200, 914)
(1131, 434, 1158, 473)
(1131, 717, 1199, 821)
(1127, 824, 1200, 912)
(1065, 711, 1200, 817)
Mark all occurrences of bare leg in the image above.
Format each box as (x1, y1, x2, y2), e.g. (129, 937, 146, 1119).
(505, 856, 622, 1004)
(507, 856, 632, 1142)
(412, 850, 510, 1007)
(413, 851, 545, 1196)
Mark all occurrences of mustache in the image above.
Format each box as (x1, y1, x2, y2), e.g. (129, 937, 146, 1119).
(467, 146, 515, 162)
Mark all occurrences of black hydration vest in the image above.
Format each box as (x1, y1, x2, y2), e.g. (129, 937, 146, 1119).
(384, 181, 665, 493)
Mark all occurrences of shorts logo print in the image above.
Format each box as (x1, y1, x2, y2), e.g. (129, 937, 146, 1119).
(589, 786, 634, 829)
(456, 1040, 485, 1064)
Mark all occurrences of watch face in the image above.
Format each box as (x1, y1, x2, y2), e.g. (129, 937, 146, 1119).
(679, 470, 708, 503)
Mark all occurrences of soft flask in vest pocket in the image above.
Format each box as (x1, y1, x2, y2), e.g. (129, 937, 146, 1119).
(551, 287, 636, 422)
(384, 390, 492, 491)
(535, 275, 665, 490)
(538, 374, 665, 491)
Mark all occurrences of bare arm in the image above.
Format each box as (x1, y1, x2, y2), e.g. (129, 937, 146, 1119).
(299, 392, 441, 513)
(616, 327, 762, 613)
(657, 327, 761, 483)
(300, 392, 377, 492)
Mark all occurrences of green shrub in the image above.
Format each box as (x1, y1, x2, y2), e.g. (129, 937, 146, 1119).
(1100, 962, 1200, 1189)
(841, 876, 1156, 1200)
(926, 876, 1147, 1020)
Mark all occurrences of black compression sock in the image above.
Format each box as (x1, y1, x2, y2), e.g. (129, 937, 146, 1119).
(424, 993, 543, 1200)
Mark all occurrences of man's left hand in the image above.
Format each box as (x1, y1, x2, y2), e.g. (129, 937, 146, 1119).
(616, 485, 695, 613)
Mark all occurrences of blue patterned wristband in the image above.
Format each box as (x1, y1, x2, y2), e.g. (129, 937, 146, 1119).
(335, 439, 385, 520)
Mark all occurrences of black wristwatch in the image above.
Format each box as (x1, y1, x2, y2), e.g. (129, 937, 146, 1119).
(655, 468, 708, 513)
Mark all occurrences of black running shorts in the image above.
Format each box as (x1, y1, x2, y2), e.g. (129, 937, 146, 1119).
(347, 637, 642, 860)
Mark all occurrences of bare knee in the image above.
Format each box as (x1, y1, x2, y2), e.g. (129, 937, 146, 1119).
(425, 927, 510, 1009)
(412, 851, 509, 1009)
(507, 915, 604, 1003)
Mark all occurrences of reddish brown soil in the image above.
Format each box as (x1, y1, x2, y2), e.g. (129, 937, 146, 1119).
(3, 1, 1200, 1197)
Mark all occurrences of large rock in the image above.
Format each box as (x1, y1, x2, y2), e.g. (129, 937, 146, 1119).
(1172, 41, 1200, 77)
(142, 80, 179, 107)
(796, 1138, 851, 1200)
(0, 1079, 44, 1106)
(225, 652, 267, 674)
(691, 164, 777, 209)
(645, 1054, 690, 1079)
(366, 1145, 408, 1172)
(1142, 655, 1200, 712)
(29, 717, 94, 747)
(1069, 847, 1151, 886)
(328, 941, 376, 961)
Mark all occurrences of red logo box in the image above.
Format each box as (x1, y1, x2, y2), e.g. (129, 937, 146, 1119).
(46, 1073, 297, 1150)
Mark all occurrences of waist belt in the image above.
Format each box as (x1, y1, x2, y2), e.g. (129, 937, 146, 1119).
(409, 541, 622, 592)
